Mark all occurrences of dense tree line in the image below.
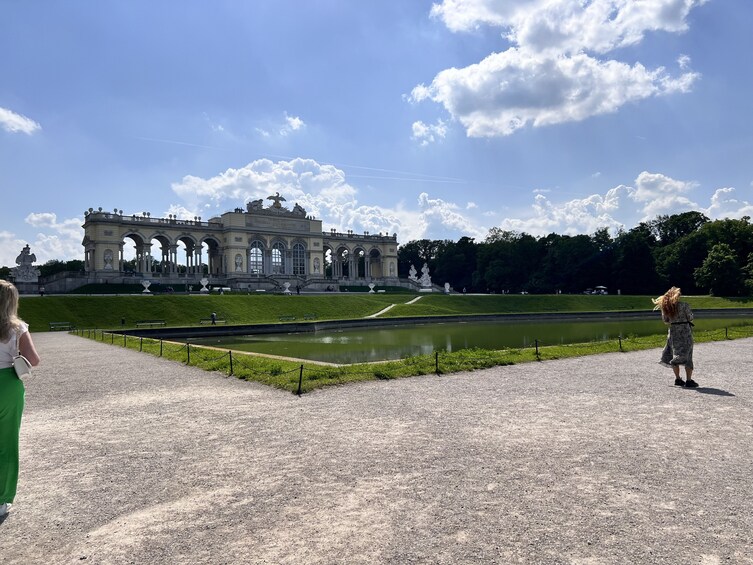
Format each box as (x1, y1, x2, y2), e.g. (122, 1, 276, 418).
(398, 212, 753, 296)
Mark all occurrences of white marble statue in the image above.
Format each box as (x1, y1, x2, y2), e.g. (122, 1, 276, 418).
(11, 244, 41, 282)
(419, 263, 432, 287)
(408, 264, 418, 282)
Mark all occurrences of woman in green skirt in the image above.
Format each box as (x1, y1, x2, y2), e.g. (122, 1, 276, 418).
(1, 280, 40, 517)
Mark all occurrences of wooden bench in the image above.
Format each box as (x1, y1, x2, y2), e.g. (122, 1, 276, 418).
(49, 322, 73, 331)
(279, 315, 296, 322)
(303, 313, 317, 320)
(199, 318, 227, 324)
(135, 320, 166, 328)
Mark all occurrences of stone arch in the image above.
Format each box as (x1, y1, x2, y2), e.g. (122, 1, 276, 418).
(175, 234, 202, 275)
(149, 233, 173, 274)
(333, 245, 352, 279)
(352, 246, 367, 279)
(200, 236, 222, 276)
(368, 247, 384, 278)
(121, 231, 149, 273)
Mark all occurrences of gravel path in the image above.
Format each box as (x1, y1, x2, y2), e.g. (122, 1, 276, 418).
(1, 332, 752, 564)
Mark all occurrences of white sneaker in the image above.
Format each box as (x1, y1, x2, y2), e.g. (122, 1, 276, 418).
(0, 503, 8, 516)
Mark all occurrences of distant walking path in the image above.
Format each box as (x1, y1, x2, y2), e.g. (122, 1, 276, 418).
(366, 295, 423, 317)
(2, 333, 752, 564)
(365, 303, 396, 318)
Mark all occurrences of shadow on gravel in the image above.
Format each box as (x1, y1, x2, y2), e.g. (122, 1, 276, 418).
(691, 387, 735, 397)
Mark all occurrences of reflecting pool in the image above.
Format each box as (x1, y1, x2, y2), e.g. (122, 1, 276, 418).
(188, 317, 753, 364)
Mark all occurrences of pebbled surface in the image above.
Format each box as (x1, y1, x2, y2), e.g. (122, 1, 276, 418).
(1, 332, 752, 564)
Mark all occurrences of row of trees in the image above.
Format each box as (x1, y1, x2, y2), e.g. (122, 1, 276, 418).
(398, 212, 753, 296)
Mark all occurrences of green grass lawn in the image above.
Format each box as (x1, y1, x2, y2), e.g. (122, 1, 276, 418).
(19, 294, 397, 331)
(376, 293, 752, 317)
(20, 293, 753, 331)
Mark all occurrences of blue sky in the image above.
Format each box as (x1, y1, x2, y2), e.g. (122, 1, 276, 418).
(2, 0, 752, 266)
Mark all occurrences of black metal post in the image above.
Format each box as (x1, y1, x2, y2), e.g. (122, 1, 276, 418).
(725, 327, 728, 339)
(297, 364, 304, 395)
(229, 351, 233, 375)
(159, 340, 163, 357)
(123, 334, 127, 347)
(535, 339, 540, 361)
(435, 351, 440, 375)
(140, 337, 143, 352)
(187, 343, 190, 364)
(619, 335, 623, 352)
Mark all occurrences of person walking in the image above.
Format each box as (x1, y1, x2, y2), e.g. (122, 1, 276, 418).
(1, 280, 41, 517)
(652, 286, 698, 388)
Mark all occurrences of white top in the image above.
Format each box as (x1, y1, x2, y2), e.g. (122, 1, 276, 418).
(0, 321, 28, 369)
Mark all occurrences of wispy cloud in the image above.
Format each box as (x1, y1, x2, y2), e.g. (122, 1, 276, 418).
(411, 119, 448, 146)
(0, 106, 41, 134)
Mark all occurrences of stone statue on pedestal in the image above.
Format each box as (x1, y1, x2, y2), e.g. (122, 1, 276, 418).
(419, 263, 432, 287)
(11, 245, 41, 283)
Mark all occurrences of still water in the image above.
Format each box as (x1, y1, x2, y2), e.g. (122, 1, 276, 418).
(190, 317, 753, 364)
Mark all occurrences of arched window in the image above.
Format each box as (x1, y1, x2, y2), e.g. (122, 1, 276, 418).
(292, 243, 306, 275)
(271, 242, 285, 274)
(248, 241, 264, 274)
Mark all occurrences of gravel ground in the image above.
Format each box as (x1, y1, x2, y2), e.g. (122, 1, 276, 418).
(1, 332, 752, 564)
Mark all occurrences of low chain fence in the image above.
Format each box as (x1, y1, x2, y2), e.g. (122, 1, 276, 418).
(70, 323, 753, 394)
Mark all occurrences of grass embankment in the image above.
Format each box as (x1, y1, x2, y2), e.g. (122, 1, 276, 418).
(77, 323, 753, 394)
(20, 293, 753, 331)
(382, 294, 753, 317)
(19, 294, 398, 331)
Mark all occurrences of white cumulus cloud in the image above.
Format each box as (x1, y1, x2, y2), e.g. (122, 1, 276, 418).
(280, 112, 305, 136)
(170, 157, 486, 244)
(413, 0, 706, 137)
(411, 119, 448, 146)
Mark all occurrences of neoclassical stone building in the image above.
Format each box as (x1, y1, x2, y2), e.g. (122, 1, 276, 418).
(81, 194, 399, 290)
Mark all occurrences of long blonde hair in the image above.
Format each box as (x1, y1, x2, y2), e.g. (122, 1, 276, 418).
(0, 280, 23, 343)
(652, 286, 681, 318)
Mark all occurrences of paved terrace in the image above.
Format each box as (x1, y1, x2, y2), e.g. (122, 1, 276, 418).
(1, 332, 752, 564)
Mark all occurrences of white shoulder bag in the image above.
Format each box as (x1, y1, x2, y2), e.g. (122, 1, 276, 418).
(13, 354, 32, 377)
(13, 330, 32, 377)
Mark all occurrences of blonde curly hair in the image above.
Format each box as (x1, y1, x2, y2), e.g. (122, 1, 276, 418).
(652, 286, 681, 318)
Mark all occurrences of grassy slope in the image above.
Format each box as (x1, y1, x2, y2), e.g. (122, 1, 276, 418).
(19, 294, 397, 331)
(381, 294, 753, 317)
(19, 293, 753, 331)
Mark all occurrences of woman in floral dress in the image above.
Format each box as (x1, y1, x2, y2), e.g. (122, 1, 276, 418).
(652, 286, 699, 388)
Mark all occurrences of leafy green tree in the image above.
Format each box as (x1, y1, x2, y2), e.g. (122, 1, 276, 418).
(397, 239, 443, 278)
(612, 225, 660, 294)
(39, 259, 86, 277)
(648, 211, 709, 245)
(744, 253, 753, 295)
(698, 217, 753, 265)
(433, 237, 477, 291)
(654, 230, 709, 293)
(694, 243, 744, 296)
(477, 231, 541, 293)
